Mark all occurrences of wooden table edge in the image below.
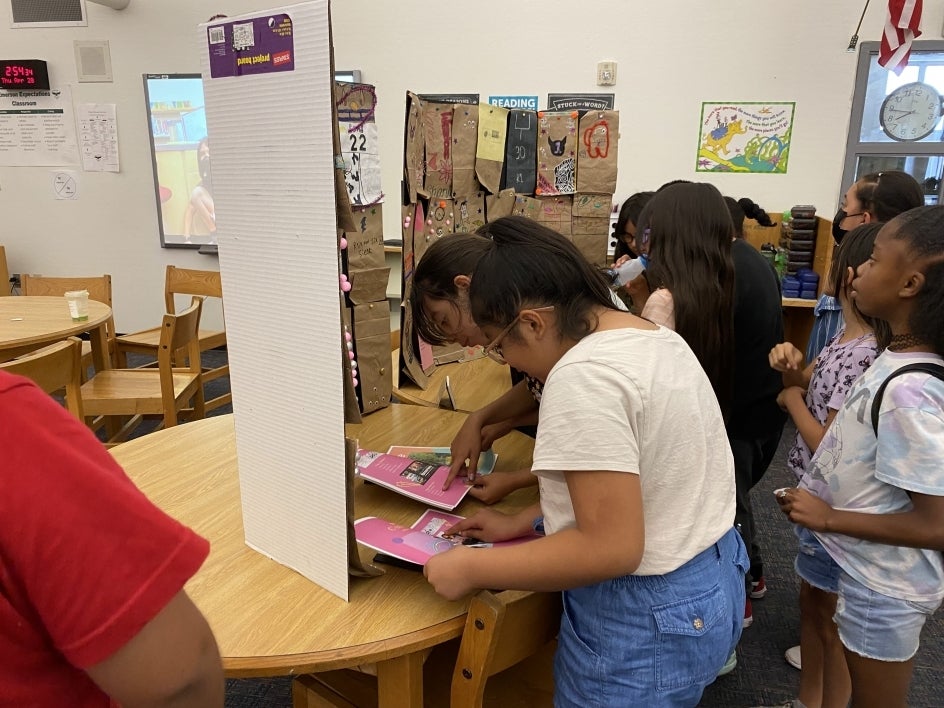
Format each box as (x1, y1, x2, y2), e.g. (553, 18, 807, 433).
(221, 616, 466, 678)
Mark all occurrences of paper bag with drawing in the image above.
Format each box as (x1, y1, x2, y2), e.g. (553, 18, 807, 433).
(451, 104, 480, 199)
(475, 104, 508, 194)
(536, 111, 578, 196)
(502, 109, 537, 195)
(576, 110, 619, 194)
(346, 204, 385, 270)
(422, 102, 454, 200)
(536, 195, 573, 236)
(455, 191, 487, 233)
(336, 82, 383, 206)
(404, 92, 425, 203)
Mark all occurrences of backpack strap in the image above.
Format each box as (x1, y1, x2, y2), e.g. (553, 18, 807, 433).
(871, 362, 944, 435)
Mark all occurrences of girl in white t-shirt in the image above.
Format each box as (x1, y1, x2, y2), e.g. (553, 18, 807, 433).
(778, 205, 944, 708)
(424, 217, 748, 706)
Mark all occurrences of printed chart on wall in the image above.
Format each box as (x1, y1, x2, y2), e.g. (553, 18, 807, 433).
(696, 102, 794, 174)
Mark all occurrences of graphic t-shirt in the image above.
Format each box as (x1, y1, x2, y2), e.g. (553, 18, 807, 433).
(802, 350, 944, 602)
(787, 329, 878, 480)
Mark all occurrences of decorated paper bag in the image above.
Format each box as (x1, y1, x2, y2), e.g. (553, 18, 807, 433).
(398, 290, 429, 388)
(404, 92, 426, 202)
(576, 110, 619, 194)
(412, 199, 437, 264)
(422, 102, 454, 199)
(346, 204, 385, 270)
(536, 111, 578, 196)
(475, 104, 508, 194)
(428, 198, 456, 239)
(485, 188, 516, 222)
(502, 109, 537, 194)
(340, 307, 362, 425)
(452, 104, 480, 199)
(336, 82, 383, 206)
(455, 191, 486, 233)
(536, 195, 573, 236)
(347, 267, 390, 305)
(512, 194, 541, 220)
(352, 302, 393, 414)
(572, 218, 610, 266)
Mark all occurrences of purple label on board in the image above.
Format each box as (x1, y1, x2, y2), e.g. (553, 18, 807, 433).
(206, 14, 295, 79)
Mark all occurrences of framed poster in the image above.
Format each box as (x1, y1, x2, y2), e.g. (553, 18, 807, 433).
(696, 102, 795, 174)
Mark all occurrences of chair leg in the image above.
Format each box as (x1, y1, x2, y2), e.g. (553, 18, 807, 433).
(291, 675, 362, 708)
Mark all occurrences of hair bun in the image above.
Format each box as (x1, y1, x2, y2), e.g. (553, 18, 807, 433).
(738, 197, 774, 227)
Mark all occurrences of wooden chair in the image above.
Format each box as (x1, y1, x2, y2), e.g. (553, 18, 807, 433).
(0, 337, 85, 420)
(294, 589, 560, 707)
(81, 298, 205, 445)
(21, 274, 117, 374)
(115, 265, 230, 412)
(0, 245, 9, 296)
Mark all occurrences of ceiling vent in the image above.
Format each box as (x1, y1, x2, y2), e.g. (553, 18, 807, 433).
(10, 0, 129, 28)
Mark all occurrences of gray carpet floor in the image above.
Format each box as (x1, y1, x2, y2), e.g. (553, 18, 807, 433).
(141, 351, 942, 707)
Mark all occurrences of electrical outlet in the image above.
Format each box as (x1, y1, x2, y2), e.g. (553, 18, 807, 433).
(597, 60, 617, 86)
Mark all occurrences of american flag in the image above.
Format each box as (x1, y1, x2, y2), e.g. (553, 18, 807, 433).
(879, 0, 923, 74)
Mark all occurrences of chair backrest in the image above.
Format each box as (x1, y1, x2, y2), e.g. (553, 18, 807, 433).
(164, 266, 222, 314)
(451, 590, 562, 707)
(0, 338, 85, 419)
(157, 297, 203, 414)
(0, 246, 9, 297)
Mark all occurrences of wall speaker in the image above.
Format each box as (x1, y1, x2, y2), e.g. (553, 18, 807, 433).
(74, 40, 112, 82)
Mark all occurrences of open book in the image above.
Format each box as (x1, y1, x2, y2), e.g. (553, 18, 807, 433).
(356, 450, 470, 510)
(355, 509, 538, 569)
(386, 446, 497, 477)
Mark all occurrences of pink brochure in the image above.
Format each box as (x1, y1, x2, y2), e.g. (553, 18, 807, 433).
(356, 450, 470, 511)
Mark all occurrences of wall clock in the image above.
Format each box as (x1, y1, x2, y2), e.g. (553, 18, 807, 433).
(879, 81, 942, 142)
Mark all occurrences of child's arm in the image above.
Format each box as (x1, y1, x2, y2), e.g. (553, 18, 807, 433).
(778, 488, 944, 551)
(425, 470, 644, 599)
(769, 342, 815, 389)
(778, 386, 837, 453)
(467, 469, 537, 505)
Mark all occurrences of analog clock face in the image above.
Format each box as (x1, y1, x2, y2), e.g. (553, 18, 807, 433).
(880, 82, 942, 142)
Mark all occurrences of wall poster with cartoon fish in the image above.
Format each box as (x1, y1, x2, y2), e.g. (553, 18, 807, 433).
(696, 102, 795, 174)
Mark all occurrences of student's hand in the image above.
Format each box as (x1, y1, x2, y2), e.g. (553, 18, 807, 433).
(776, 386, 805, 411)
(777, 488, 833, 532)
(447, 413, 486, 489)
(467, 470, 530, 505)
(612, 254, 631, 268)
(443, 508, 525, 543)
(424, 546, 478, 601)
(769, 342, 805, 372)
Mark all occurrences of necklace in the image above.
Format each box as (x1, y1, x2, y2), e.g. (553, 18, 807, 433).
(888, 333, 925, 351)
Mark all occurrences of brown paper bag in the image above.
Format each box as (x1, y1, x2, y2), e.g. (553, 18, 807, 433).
(536, 111, 578, 196)
(452, 104, 480, 199)
(429, 198, 455, 238)
(571, 217, 611, 266)
(422, 103, 454, 199)
(475, 104, 508, 194)
(404, 92, 425, 203)
(353, 302, 393, 414)
(412, 199, 437, 265)
(455, 191, 487, 233)
(345, 437, 382, 576)
(347, 267, 390, 305)
(340, 307, 362, 425)
(577, 110, 619, 194)
(398, 297, 430, 388)
(512, 194, 541, 220)
(536, 195, 573, 236)
(336, 82, 383, 206)
(485, 188, 517, 222)
(572, 192, 613, 219)
(346, 204, 385, 270)
(502, 109, 538, 194)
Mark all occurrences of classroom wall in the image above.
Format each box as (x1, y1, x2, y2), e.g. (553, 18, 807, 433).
(1, 0, 938, 330)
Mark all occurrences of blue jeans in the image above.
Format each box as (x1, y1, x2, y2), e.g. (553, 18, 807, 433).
(554, 527, 748, 707)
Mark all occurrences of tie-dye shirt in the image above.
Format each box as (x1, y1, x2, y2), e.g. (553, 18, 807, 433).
(786, 330, 879, 481)
(801, 350, 944, 603)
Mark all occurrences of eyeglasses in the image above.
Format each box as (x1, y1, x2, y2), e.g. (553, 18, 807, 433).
(482, 305, 555, 364)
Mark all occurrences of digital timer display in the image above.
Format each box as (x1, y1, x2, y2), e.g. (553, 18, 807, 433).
(0, 60, 50, 90)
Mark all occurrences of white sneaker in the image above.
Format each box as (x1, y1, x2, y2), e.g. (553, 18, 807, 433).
(784, 644, 801, 670)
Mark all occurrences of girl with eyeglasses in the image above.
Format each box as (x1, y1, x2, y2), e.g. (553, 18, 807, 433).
(424, 217, 747, 706)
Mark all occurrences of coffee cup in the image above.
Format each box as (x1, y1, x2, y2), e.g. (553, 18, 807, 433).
(64, 290, 90, 322)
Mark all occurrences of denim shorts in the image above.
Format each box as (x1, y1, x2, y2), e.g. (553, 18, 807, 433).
(553, 527, 748, 707)
(794, 525, 842, 593)
(834, 570, 941, 662)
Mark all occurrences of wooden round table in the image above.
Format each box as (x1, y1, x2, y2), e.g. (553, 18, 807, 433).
(0, 295, 112, 368)
(110, 405, 536, 707)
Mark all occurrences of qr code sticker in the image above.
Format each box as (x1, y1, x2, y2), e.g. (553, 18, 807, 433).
(208, 26, 225, 45)
(232, 22, 255, 51)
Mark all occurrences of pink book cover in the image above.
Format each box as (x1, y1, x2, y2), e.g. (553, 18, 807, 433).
(356, 450, 470, 511)
(354, 509, 538, 567)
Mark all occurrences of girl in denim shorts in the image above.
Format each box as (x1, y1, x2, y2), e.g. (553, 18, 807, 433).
(425, 217, 748, 706)
(779, 206, 944, 708)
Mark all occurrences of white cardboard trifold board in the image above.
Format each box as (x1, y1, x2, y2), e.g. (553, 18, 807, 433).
(199, 1, 350, 600)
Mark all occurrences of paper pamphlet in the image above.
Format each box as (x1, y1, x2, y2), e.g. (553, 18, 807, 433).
(356, 450, 470, 510)
(386, 446, 496, 477)
(354, 509, 537, 568)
